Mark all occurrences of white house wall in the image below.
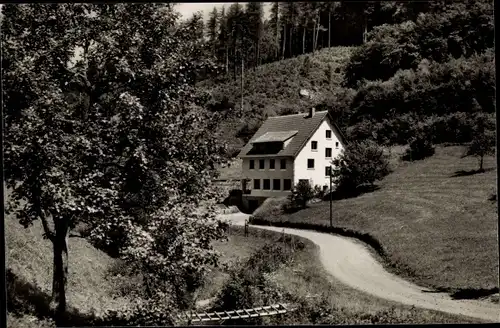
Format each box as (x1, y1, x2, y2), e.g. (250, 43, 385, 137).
(241, 157, 294, 197)
(293, 118, 345, 188)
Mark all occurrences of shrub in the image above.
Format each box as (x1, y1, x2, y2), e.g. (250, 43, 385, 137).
(403, 124, 435, 161)
(211, 240, 298, 324)
(332, 140, 390, 192)
(405, 136, 435, 161)
(313, 185, 325, 200)
(288, 180, 315, 209)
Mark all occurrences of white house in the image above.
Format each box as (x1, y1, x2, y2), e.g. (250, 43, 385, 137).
(238, 108, 346, 212)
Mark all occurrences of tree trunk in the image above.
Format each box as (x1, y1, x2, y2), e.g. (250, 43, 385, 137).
(233, 49, 237, 80)
(312, 21, 316, 53)
(315, 16, 321, 52)
(363, 16, 368, 44)
(50, 222, 70, 324)
(275, 19, 280, 59)
(328, 11, 331, 48)
(289, 26, 293, 58)
(281, 24, 287, 60)
(225, 47, 229, 74)
(241, 56, 244, 110)
(256, 39, 260, 67)
(479, 156, 484, 171)
(302, 27, 306, 54)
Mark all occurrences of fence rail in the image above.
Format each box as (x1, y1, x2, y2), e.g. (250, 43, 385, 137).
(176, 303, 297, 324)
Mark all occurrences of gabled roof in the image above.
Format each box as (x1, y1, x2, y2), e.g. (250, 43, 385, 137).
(238, 110, 346, 158)
(252, 130, 298, 143)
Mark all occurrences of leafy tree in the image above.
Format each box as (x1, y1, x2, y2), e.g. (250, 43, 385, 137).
(288, 180, 315, 209)
(3, 3, 227, 322)
(332, 140, 390, 191)
(464, 113, 496, 172)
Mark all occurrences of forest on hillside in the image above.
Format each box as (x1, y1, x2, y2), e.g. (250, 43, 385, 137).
(185, 1, 494, 152)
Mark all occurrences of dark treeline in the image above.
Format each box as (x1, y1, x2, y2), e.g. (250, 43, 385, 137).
(198, 1, 449, 79)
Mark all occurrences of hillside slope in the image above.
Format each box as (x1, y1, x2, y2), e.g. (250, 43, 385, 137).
(199, 47, 355, 150)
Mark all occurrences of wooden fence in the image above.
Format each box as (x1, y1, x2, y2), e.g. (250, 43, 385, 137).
(176, 303, 297, 324)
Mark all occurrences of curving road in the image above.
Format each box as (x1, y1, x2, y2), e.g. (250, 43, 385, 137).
(219, 212, 499, 323)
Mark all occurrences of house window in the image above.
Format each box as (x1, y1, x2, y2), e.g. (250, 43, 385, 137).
(325, 166, 332, 177)
(259, 159, 265, 169)
(270, 159, 275, 169)
(280, 159, 287, 169)
(335, 142, 339, 149)
(307, 159, 315, 169)
(253, 179, 260, 189)
(263, 179, 271, 190)
(249, 160, 255, 169)
(325, 147, 332, 158)
(326, 130, 332, 139)
(284, 179, 292, 191)
(273, 179, 281, 191)
(311, 141, 318, 151)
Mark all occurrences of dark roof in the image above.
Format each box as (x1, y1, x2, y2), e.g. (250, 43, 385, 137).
(239, 110, 345, 158)
(252, 130, 298, 143)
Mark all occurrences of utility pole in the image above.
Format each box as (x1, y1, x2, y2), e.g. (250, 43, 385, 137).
(329, 165, 333, 228)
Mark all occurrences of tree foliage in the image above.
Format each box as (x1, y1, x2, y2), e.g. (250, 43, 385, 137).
(343, 0, 494, 87)
(3, 3, 228, 321)
(332, 141, 390, 191)
(346, 50, 495, 144)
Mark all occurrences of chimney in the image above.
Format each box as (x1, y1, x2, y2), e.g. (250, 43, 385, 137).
(309, 107, 316, 117)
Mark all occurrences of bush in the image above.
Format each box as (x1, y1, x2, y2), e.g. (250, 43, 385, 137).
(403, 125, 435, 161)
(288, 180, 315, 209)
(211, 240, 300, 324)
(404, 136, 435, 161)
(332, 140, 390, 192)
(313, 185, 325, 200)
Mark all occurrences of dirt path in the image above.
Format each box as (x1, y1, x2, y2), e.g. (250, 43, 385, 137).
(220, 213, 499, 323)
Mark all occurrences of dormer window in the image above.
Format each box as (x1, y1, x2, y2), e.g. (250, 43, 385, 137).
(248, 130, 298, 155)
